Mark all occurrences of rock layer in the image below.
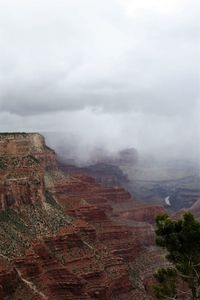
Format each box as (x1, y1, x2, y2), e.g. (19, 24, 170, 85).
(0, 133, 166, 299)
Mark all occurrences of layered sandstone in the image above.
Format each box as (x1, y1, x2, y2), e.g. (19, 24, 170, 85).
(0, 133, 166, 299)
(0, 133, 57, 170)
(0, 155, 45, 210)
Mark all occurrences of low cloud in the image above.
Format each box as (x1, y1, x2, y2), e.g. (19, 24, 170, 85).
(0, 0, 199, 162)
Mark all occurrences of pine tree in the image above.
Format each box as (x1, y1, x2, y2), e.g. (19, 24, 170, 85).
(154, 213, 200, 300)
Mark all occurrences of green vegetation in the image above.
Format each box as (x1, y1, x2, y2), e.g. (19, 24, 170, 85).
(29, 155, 40, 164)
(0, 209, 30, 233)
(0, 132, 28, 138)
(154, 213, 200, 300)
(45, 144, 54, 152)
(45, 190, 62, 210)
(0, 132, 27, 135)
(0, 156, 41, 170)
(0, 158, 6, 170)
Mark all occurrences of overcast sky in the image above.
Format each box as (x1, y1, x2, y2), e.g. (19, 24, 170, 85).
(0, 0, 199, 161)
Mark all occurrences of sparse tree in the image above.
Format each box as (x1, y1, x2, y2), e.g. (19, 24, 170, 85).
(154, 213, 200, 300)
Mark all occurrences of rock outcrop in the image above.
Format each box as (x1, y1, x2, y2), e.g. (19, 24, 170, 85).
(0, 155, 45, 210)
(0, 133, 166, 299)
(59, 163, 128, 188)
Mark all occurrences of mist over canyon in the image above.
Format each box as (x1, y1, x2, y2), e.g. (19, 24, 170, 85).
(0, 0, 199, 166)
(0, 132, 199, 299)
(0, 0, 199, 298)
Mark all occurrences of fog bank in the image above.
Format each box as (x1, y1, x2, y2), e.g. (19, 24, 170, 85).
(0, 0, 199, 163)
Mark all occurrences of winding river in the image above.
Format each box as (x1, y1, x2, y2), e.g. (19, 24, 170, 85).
(165, 196, 171, 206)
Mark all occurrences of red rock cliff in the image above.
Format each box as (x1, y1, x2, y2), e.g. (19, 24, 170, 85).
(0, 133, 166, 300)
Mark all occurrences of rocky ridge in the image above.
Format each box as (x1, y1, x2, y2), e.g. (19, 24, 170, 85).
(0, 133, 166, 299)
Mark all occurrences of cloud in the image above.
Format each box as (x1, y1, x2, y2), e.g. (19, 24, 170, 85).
(0, 0, 199, 160)
(119, 0, 197, 16)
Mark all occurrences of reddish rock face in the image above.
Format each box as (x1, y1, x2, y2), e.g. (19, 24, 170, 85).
(0, 133, 57, 170)
(0, 263, 21, 299)
(181, 199, 200, 219)
(0, 133, 166, 299)
(0, 133, 59, 210)
(0, 156, 45, 210)
(59, 163, 129, 188)
(0, 133, 45, 156)
(118, 206, 165, 224)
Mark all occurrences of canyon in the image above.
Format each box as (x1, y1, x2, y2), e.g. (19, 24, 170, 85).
(0, 133, 168, 299)
(65, 153, 200, 213)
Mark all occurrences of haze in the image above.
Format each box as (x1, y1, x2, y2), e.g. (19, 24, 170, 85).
(0, 0, 199, 162)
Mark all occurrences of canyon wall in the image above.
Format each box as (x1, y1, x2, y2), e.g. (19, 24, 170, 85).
(0, 133, 166, 299)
